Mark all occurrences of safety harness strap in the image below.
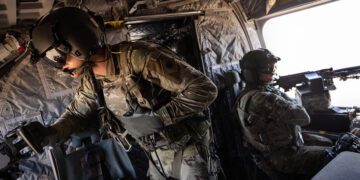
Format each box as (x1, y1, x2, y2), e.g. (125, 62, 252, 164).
(236, 89, 279, 180)
(88, 66, 133, 152)
(172, 150, 183, 179)
(236, 90, 270, 152)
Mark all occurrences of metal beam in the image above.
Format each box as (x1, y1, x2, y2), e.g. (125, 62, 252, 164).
(19, 2, 43, 9)
(6, 0, 17, 26)
(19, 0, 40, 2)
(0, 4, 6, 10)
(17, 12, 41, 19)
(124, 11, 204, 25)
(0, 14, 8, 28)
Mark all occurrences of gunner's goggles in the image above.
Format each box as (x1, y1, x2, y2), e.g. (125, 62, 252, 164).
(259, 63, 277, 75)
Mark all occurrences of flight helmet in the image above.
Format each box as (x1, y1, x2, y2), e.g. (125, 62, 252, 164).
(240, 48, 280, 84)
(30, 7, 104, 69)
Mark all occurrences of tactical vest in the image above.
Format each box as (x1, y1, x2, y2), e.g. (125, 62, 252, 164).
(99, 43, 210, 152)
(235, 89, 303, 153)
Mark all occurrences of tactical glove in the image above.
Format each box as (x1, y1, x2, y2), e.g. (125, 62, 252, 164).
(326, 132, 360, 159)
(351, 128, 360, 137)
(17, 121, 58, 154)
(121, 110, 164, 138)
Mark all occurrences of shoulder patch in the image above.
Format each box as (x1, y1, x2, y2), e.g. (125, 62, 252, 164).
(131, 49, 147, 73)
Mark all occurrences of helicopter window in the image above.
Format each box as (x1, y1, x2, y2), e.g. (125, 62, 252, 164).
(262, 0, 360, 106)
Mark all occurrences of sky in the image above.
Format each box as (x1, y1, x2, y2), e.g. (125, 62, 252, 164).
(263, 0, 360, 106)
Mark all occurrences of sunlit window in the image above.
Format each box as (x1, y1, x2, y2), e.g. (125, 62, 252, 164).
(263, 0, 360, 107)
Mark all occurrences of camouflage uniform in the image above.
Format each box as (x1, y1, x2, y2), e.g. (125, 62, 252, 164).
(51, 41, 218, 179)
(234, 85, 330, 177)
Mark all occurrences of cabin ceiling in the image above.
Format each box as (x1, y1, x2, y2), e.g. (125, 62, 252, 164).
(0, 0, 338, 29)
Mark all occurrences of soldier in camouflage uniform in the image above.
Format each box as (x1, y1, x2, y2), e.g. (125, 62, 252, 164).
(21, 7, 217, 180)
(234, 49, 331, 179)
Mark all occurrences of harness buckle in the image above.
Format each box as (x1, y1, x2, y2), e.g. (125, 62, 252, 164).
(115, 132, 132, 152)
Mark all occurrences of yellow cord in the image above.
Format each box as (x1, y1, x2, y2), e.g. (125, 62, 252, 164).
(111, 51, 123, 54)
(104, 20, 125, 28)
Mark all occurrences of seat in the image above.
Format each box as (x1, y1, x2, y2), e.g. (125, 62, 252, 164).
(46, 129, 136, 180)
(227, 71, 307, 180)
(312, 151, 360, 180)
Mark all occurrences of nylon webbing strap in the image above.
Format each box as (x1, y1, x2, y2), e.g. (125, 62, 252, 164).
(89, 70, 105, 109)
(88, 69, 132, 152)
(134, 136, 169, 179)
(150, 134, 169, 179)
(111, 52, 120, 75)
(236, 90, 270, 152)
(237, 90, 278, 179)
(172, 150, 183, 179)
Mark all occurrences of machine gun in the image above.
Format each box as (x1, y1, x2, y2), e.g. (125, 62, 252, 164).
(273, 65, 360, 133)
(274, 65, 360, 92)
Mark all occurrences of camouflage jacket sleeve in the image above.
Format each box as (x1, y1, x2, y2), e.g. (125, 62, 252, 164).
(249, 91, 310, 126)
(52, 71, 99, 142)
(130, 47, 218, 126)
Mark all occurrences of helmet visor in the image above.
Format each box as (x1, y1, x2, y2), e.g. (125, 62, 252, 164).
(44, 48, 67, 69)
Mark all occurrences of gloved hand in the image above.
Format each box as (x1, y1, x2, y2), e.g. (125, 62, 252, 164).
(17, 121, 58, 154)
(329, 133, 360, 156)
(351, 128, 360, 137)
(121, 110, 164, 138)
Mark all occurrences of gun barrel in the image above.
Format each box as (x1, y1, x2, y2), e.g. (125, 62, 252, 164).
(331, 65, 360, 78)
(334, 65, 360, 72)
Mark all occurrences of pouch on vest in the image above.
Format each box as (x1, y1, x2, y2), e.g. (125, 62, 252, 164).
(159, 123, 192, 150)
(183, 113, 211, 141)
(137, 120, 200, 152)
(123, 74, 172, 112)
